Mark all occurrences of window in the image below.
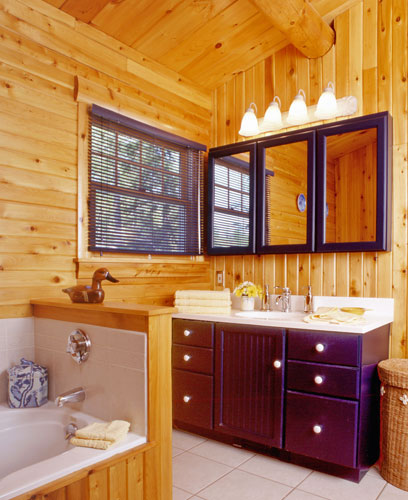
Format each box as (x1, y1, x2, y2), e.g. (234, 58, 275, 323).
(88, 106, 205, 255)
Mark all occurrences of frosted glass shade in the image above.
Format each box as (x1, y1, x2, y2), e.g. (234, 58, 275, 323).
(287, 89, 308, 125)
(263, 97, 282, 129)
(315, 82, 338, 119)
(239, 103, 259, 136)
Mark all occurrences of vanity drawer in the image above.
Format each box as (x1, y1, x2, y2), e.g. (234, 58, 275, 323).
(287, 360, 360, 399)
(173, 344, 214, 375)
(285, 391, 358, 467)
(287, 330, 360, 366)
(172, 369, 213, 429)
(173, 319, 214, 348)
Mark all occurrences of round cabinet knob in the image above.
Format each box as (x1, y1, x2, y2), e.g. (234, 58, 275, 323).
(315, 343, 325, 353)
(183, 329, 192, 337)
(313, 425, 322, 434)
(273, 360, 282, 369)
(314, 375, 324, 385)
(183, 395, 191, 403)
(183, 354, 191, 362)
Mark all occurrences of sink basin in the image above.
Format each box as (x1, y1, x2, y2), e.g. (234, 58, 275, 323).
(235, 310, 306, 320)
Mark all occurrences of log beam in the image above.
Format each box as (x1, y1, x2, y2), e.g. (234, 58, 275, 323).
(249, 0, 335, 58)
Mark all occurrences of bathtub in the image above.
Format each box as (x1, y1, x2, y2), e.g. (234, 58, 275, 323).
(0, 402, 146, 500)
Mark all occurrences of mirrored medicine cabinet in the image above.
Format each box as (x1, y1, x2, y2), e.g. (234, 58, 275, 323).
(206, 111, 392, 255)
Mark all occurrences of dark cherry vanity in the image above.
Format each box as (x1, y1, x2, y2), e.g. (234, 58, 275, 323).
(172, 313, 390, 482)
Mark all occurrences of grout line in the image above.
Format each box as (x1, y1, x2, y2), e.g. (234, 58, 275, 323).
(375, 482, 387, 500)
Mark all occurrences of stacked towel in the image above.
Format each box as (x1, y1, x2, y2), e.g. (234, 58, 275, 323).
(174, 289, 231, 314)
(70, 420, 130, 450)
(304, 307, 366, 325)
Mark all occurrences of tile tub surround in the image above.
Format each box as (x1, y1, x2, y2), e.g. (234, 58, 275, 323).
(34, 318, 147, 436)
(0, 318, 35, 403)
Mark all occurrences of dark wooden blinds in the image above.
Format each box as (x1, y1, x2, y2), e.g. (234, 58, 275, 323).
(88, 106, 205, 255)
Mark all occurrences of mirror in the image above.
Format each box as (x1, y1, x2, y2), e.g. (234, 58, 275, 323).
(207, 142, 256, 255)
(325, 128, 377, 243)
(316, 112, 391, 252)
(257, 130, 316, 253)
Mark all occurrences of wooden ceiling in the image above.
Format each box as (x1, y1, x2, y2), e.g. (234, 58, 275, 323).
(42, 0, 360, 90)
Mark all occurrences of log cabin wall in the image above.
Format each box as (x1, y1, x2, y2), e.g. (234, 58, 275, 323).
(210, 0, 408, 358)
(0, 0, 212, 320)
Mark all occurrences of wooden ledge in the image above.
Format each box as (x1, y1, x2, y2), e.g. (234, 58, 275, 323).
(31, 299, 175, 332)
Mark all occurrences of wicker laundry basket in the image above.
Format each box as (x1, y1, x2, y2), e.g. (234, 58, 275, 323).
(378, 358, 408, 490)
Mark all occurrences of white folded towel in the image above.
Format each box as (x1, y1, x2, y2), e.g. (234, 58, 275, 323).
(70, 420, 130, 450)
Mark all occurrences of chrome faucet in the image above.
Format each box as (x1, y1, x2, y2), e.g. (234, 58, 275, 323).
(55, 387, 85, 407)
(275, 287, 292, 312)
(262, 284, 270, 311)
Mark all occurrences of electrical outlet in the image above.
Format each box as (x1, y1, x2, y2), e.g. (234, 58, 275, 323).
(216, 271, 224, 286)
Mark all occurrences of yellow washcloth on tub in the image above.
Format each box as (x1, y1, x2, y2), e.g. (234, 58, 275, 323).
(70, 420, 130, 450)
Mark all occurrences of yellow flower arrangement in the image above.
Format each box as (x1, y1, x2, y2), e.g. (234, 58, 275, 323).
(233, 281, 263, 298)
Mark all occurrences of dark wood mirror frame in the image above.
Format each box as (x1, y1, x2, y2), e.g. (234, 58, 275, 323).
(207, 141, 257, 255)
(316, 112, 392, 252)
(256, 129, 316, 254)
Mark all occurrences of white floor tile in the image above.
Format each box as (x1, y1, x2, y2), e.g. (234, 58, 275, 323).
(173, 451, 232, 494)
(173, 446, 185, 458)
(189, 440, 255, 467)
(298, 469, 386, 500)
(197, 469, 292, 500)
(238, 454, 311, 487)
(173, 429, 207, 451)
(173, 486, 192, 500)
(377, 483, 408, 499)
(284, 490, 330, 500)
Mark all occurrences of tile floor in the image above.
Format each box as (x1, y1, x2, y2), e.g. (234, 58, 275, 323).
(172, 429, 408, 500)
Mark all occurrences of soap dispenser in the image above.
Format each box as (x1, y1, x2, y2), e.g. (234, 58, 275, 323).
(304, 285, 313, 313)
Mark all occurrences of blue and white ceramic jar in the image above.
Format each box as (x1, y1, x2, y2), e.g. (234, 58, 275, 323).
(7, 358, 48, 408)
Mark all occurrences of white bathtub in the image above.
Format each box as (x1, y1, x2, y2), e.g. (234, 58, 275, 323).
(0, 402, 146, 500)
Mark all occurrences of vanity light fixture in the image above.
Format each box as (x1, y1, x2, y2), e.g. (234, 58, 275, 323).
(287, 89, 308, 125)
(239, 84, 358, 137)
(260, 96, 283, 131)
(238, 102, 259, 137)
(315, 81, 337, 119)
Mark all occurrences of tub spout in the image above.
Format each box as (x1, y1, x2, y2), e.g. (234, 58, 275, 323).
(55, 387, 85, 407)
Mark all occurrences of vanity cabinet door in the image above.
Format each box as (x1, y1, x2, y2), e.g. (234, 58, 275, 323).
(214, 323, 285, 447)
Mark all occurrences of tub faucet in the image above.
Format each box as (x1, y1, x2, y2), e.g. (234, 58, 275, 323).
(55, 387, 85, 407)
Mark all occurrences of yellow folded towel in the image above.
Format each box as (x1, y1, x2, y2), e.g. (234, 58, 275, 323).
(175, 305, 231, 315)
(70, 420, 130, 450)
(175, 298, 231, 307)
(175, 290, 230, 300)
(304, 307, 366, 324)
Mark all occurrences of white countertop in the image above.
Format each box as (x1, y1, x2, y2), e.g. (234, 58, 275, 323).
(173, 296, 394, 334)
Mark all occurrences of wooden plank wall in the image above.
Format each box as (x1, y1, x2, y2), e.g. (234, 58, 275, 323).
(0, 0, 212, 318)
(211, 0, 408, 358)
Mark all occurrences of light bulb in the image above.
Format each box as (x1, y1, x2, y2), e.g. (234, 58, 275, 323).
(262, 96, 282, 130)
(287, 89, 308, 125)
(238, 102, 259, 137)
(315, 82, 337, 119)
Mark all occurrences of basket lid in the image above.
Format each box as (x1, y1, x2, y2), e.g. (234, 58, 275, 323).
(378, 358, 408, 388)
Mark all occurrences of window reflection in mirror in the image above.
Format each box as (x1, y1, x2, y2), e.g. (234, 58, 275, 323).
(325, 128, 377, 243)
(213, 153, 250, 248)
(263, 141, 308, 245)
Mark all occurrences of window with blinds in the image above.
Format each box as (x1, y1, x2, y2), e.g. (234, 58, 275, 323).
(88, 106, 205, 255)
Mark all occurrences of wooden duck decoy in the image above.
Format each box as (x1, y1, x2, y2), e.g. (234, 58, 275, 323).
(62, 268, 119, 304)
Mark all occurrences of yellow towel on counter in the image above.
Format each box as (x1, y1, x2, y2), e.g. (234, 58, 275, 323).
(304, 307, 366, 324)
(70, 420, 130, 450)
(175, 289, 230, 300)
(175, 305, 231, 315)
(175, 298, 231, 306)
